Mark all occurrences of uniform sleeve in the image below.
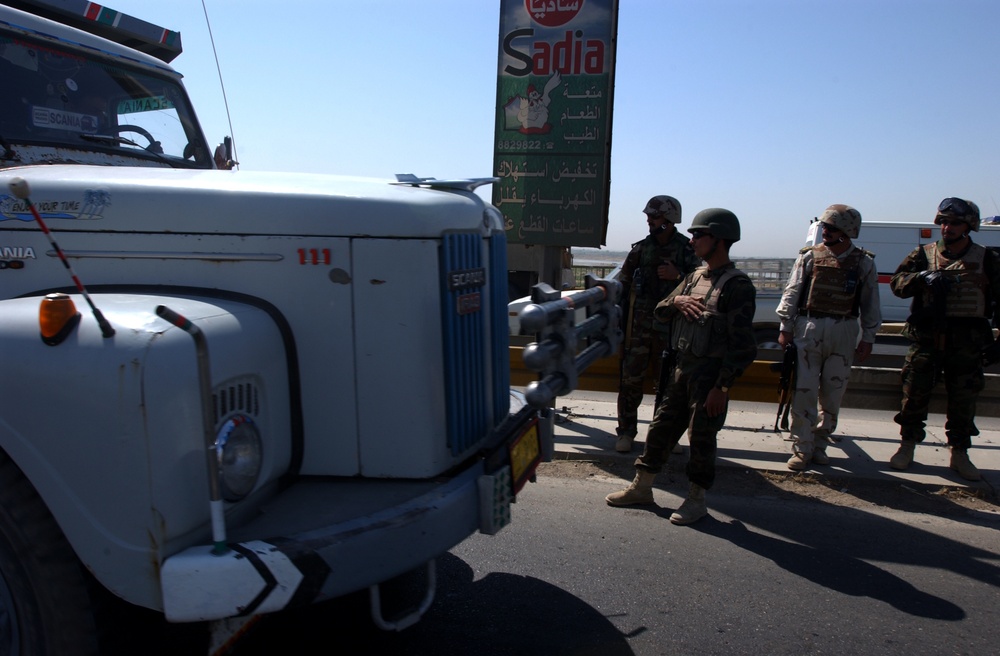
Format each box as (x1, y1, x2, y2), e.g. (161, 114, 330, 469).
(889, 246, 929, 299)
(858, 253, 882, 343)
(775, 250, 810, 333)
(653, 271, 691, 323)
(984, 248, 1000, 327)
(619, 245, 640, 295)
(717, 277, 758, 389)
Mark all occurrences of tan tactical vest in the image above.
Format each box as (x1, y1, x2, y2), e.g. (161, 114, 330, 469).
(672, 266, 746, 358)
(922, 242, 988, 317)
(803, 244, 865, 317)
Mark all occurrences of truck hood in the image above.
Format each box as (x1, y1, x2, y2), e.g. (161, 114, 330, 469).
(0, 166, 499, 238)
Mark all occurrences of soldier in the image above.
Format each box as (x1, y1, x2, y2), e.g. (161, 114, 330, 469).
(776, 204, 882, 470)
(606, 208, 757, 525)
(888, 197, 1000, 481)
(615, 195, 701, 453)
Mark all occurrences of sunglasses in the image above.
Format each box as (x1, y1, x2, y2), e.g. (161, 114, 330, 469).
(938, 197, 972, 217)
(689, 230, 712, 240)
(821, 223, 842, 233)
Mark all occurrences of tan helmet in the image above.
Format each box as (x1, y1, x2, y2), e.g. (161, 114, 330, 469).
(818, 204, 861, 239)
(643, 195, 681, 223)
(935, 197, 980, 232)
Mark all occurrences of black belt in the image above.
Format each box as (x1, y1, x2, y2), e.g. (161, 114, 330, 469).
(800, 310, 856, 320)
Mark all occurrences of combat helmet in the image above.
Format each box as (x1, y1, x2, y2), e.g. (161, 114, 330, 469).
(643, 195, 682, 223)
(688, 208, 740, 242)
(818, 204, 861, 239)
(935, 197, 980, 232)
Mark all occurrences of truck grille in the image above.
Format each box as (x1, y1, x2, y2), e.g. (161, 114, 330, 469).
(441, 232, 510, 455)
(212, 376, 262, 424)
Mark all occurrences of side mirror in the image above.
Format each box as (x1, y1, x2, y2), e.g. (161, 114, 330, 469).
(214, 136, 237, 170)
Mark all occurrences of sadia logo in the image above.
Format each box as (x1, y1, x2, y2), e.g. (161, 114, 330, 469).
(526, 0, 583, 28)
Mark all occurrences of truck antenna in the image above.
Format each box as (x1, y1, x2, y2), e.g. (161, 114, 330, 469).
(200, 0, 239, 169)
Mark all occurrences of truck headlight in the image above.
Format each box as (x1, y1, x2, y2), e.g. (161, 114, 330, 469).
(214, 415, 262, 501)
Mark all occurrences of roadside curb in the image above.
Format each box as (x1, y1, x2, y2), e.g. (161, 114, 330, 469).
(545, 394, 1000, 499)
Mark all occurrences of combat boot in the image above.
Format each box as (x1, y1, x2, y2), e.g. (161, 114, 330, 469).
(889, 441, 915, 470)
(811, 445, 829, 466)
(950, 448, 981, 482)
(669, 483, 707, 525)
(606, 470, 656, 506)
(615, 434, 634, 453)
(614, 428, 636, 453)
(786, 452, 810, 471)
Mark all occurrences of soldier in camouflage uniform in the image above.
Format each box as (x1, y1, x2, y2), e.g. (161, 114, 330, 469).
(776, 204, 881, 470)
(615, 195, 701, 453)
(606, 208, 757, 525)
(888, 197, 1000, 481)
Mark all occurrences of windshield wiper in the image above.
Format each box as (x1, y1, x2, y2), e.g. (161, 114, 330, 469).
(78, 133, 178, 168)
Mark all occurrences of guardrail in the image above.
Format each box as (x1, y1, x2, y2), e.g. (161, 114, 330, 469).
(509, 346, 1000, 417)
(517, 275, 623, 409)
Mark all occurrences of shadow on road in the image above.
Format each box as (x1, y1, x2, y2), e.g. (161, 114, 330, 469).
(230, 552, 635, 655)
(698, 516, 965, 620)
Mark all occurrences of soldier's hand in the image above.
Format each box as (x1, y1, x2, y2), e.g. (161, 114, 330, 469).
(657, 261, 680, 281)
(920, 270, 952, 292)
(855, 340, 873, 363)
(704, 386, 727, 418)
(777, 331, 793, 349)
(673, 295, 706, 321)
(983, 340, 1000, 367)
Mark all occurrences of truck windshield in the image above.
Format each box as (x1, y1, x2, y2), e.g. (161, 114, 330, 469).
(0, 33, 213, 168)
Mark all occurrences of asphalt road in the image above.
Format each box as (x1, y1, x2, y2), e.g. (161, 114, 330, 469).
(222, 460, 1000, 655)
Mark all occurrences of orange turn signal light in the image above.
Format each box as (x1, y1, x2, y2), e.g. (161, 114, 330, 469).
(39, 293, 81, 345)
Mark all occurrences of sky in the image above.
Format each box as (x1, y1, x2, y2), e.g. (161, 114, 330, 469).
(101, 0, 999, 257)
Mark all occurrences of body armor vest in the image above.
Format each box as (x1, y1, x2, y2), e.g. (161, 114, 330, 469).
(803, 244, 865, 317)
(631, 231, 691, 303)
(672, 266, 746, 358)
(922, 242, 989, 318)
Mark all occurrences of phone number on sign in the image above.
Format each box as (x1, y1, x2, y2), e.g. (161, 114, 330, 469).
(496, 140, 554, 151)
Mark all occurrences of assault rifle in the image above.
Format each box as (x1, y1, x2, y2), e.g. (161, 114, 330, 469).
(654, 340, 677, 411)
(923, 270, 951, 352)
(772, 343, 796, 432)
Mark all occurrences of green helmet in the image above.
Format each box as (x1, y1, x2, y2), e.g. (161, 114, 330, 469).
(688, 208, 740, 242)
(935, 197, 980, 232)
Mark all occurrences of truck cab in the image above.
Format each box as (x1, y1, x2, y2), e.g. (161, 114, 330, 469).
(0, 3, 621, 653)
(0, 0, 218, 170)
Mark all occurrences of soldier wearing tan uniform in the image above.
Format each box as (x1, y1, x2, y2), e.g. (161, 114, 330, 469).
(776, 205, 881, 470)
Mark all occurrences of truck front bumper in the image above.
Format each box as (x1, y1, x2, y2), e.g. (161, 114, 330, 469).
(160, 405, 549, 623)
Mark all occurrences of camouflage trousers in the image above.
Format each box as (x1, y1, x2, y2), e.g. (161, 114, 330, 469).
(788, 315, 858, 457)
(616, 322, 668, 438)
(895, 327, 986, 449)
(635, 357, 725, 490)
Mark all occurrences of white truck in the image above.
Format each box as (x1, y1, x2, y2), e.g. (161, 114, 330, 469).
(0, 2, 621, 653)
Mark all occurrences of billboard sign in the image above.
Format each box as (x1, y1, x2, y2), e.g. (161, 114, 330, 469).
(494, 0, 618, 247)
